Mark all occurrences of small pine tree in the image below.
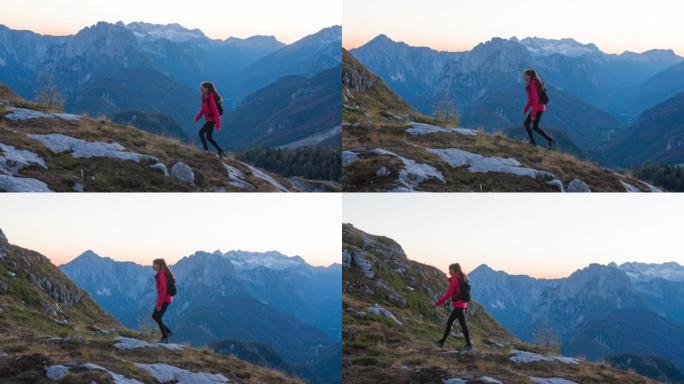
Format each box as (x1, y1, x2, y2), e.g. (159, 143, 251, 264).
(34, 83, 64, 112)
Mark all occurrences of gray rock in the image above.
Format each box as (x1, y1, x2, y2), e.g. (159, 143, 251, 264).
(28, 134, 158, 163)
(170, 162, 195, 185)
(113, 336, 183, 351)
(350, 249, 374, 279)
(0, 228, 6, 243)
(444, 378, 467, 384)
(46, 364, 70, 381)
(566, 178, 591, 192)
(149, 162, 169, 176)
(80, 363, 142, 384)
(427, 147, 554, 180)
(0, 143, 47, 175)
(0, 175, 52, 192)
(510, 350, 580, 365)
(368, 304, 402, 325)
(376, 166, 390, 176)
(242, 163, 289, 192)
(477, 377, 503, 384)
(342, 151, 359, 167)
(4, 107, 80, 121)
(620, 180, 641, 192)
(530, 378, 578, 384)
(407, 122, 478, 136)
(371, 148, 445, 191)
(353, 311, 367, 318)
(546, 179, 565, 192)
(135, 363, 229, 384)
(73, 181, 84, 192)
(342, 249, 352, 268)
(223, 163, 254, 190)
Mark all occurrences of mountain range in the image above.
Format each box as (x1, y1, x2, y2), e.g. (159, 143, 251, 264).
(469, 261, 684, 381)
(0, 227, 303, 383)
(342, 223, 653, 383)
(350, 34, 684, 168)
(60, 249, 342, 384)
(342, 49, 661, 192)
(0, 21, 341, 150)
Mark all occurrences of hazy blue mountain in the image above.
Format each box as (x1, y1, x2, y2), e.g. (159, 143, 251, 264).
(60, 249, 341, 383)
(470, 262, 684, 372)
(231, 26, 342, 99)
(350, 34, 464, 112)
(111, 110, 192, 142)
(351, 34, 683, 152)
(0, 22, 340, 146)
(608, 353, 684, 384)
(217, 66, 341, 150)
(632, 60, 684, 114)
(604, 91, 684, 167)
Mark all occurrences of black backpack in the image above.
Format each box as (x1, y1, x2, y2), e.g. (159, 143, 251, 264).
(538, 82, 549, 105)
(158, 272, 177, 296)
(452, 278, 471, 303)
(207, 95, 224, 116)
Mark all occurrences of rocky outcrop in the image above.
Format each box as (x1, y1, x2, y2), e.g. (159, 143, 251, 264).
(368, 304, 402, 325)
(28, 133, 158, 163)
(135, 363, 230, 384)
(426, 147, 554, 179)
(0, 175, 52, 192)
(4, 107, 80, 121)
(566, 178, 591, 192)
(170, 161, 195, 185)
(371, 148, 445, 191)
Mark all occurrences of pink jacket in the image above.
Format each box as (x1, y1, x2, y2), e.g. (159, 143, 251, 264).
(155, 270, 173, 310)
(524, 79, 546, 117)
(194, 93, 222, 129)
(435, 275, 468, 309)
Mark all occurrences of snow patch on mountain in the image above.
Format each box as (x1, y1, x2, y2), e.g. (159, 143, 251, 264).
(223, 250, 307, 271)
(520, 37, 600, 57)
(619, 261, 684, 282)
(122, 21, 207, 43)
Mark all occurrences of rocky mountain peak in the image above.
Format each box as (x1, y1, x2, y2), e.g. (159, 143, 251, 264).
(0, 227, 7, 243)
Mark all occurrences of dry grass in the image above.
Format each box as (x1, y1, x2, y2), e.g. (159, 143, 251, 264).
(343, 122, 654, 192)
(0, 110, 296, 192)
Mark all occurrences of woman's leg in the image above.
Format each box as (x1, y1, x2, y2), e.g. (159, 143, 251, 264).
(198, 123, 210, 150)
(152, 303, 170, 338)
(532, 111, 554, 143)
(455, 308, 472, 347)
(204, 123, 224, 153)
(523, 113, 536, 144)
(440, 308, 459, 344)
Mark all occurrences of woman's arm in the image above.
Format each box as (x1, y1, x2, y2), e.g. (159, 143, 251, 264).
(435, 277, 458, 306)
(194, 97, 204, 123)
(156, 272, 167, 310)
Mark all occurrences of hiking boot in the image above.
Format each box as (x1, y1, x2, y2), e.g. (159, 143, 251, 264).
(528, 140, 537, 146)
(218, 150, 225, 159)
(433, 339, 444, 348)
(159, 337, 169, 343)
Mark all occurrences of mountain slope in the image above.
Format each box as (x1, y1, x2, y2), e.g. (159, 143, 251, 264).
(0, 228, 302, 384)
(60, 249, 341, 384)
(111, 110, 192, 142)
(232, 26, 342, 99)
(342, 224, 652, 384)
(217, 66, 342, 150)
(0, 82, 332, 192)
(632, 61, 684, 114)
(342, 57, 660, 192)
(605, 91, 684, 168)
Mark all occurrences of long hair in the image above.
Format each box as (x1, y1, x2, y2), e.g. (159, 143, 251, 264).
(153, 258, 174, 281)
(524, 68, 545, 92)
(449, 263, 469, 283)
(201, 81, 222, 105)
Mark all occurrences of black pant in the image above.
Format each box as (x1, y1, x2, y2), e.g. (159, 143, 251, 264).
(152, 302, 172, 338)
(440, 308, 471, 347)
(524, 111, 554, 144)
(199, 121, 223, 153)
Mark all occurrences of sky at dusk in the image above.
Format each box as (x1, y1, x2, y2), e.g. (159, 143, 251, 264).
(344, 0, 684, 55)
(0, 194, 341, 267)
(344, 194, 684, 279)
(0, 0, 341, 43)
